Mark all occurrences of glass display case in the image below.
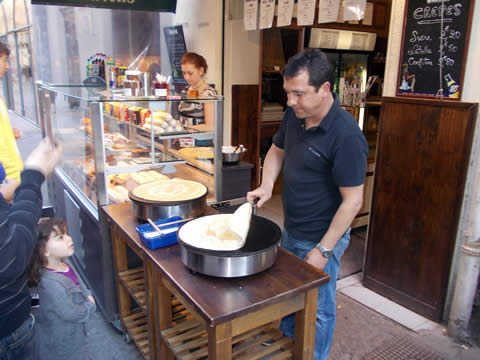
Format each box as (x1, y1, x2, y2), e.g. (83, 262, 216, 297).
(37, 82, 224, 212)
(35, 82, 224, 321)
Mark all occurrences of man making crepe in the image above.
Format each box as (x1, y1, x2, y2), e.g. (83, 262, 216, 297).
(247, 48, 368, 360)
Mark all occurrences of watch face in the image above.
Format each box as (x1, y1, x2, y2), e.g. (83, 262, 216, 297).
(317, 245, 332, 258)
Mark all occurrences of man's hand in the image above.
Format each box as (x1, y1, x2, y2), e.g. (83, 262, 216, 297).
(0, 178, 20, 202)
(246, 186, 272, 208)
(304, 248, 328, 271)
(13, 128, 22, 140)
(24, 138, 63, 177)
(88, 295, 95, 304)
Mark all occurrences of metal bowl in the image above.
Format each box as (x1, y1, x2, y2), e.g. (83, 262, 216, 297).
(222, 151, 244, 163)
(222, 146, 246, 164)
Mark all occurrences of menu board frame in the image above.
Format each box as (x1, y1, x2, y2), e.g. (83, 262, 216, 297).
(396, 0, 475, 100)
(163, 25, 187, 85)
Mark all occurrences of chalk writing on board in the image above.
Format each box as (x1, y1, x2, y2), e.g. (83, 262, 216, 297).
(397, 0, 472, 99)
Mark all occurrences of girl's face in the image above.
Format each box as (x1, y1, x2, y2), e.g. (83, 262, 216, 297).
(181, 62, 204, 88)
(45, 226, 74, 260)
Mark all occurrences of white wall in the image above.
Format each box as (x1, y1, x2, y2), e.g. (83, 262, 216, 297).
(174, 0, 223, 91)
(223, 0, 260, 144)
(383, 0, 406, 97)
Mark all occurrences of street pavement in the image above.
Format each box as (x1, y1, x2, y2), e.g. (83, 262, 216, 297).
(9, 111, 480, 359)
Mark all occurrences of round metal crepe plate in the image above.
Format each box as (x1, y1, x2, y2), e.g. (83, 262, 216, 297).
(178, 215, 281, 257)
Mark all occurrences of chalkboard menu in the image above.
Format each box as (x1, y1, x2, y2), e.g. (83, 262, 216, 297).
(163, 25, 187, 84)
(397, 0, 474, 100)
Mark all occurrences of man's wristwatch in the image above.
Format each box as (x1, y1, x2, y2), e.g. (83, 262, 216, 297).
(315, 244, 333, 258)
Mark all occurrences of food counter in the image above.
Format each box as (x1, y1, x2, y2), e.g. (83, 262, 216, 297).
(102, 202, 330, 359)
(36, 82, 228, 321)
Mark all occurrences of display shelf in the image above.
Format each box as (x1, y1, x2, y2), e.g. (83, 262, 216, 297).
(123, 311, 151, 360)
(118, 268, 147, 310)
(167, 148, 214, 176)
(104, 113, 214, 141)
(172, 297, 191, 325)
(161, 320, 293, 360)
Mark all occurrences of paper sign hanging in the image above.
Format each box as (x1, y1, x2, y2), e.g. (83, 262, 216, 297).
(244, 0, 258, 30)
(343, 0, 366, 22)
(259, 0, 276, 29)
(297, 0, 316, 26)
(362, 2, 374, 26)
(277, 0, 295, 27)
(318, 0, 340, 24)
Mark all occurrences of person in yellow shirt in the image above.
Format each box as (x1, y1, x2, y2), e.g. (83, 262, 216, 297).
(0, 41, 23, 181)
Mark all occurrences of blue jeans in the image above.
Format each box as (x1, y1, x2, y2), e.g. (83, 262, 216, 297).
(0, 314, 35, 360)
(280, 229, 350, 360)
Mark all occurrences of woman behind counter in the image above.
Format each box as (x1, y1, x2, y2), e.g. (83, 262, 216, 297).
(178, 52, 217, 134)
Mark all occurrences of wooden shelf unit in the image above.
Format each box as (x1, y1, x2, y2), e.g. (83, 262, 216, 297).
(118, 268, 147, 311)
(123, 311, 151, 359)
(161, 319, 293, 360)
(116, 267, 191, 359)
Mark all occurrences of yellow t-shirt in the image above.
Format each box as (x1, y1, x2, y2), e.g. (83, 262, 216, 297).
(0, 99, 23, 181)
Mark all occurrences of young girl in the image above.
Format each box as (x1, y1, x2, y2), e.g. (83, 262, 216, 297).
(27, 218, 96, 360)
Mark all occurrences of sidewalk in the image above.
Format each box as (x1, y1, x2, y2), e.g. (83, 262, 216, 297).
(9, 111, 480, 359)
(332, 273, 480, 360)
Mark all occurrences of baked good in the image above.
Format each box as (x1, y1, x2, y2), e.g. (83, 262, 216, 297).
(143, 122, 165, 135)
(131, 148, 149, 158)
(178, 147, 214, 160)
(152, 110, 173, 122)
(146, 170, 169, 181)
(111, 173, 129, 185)
(179, 213, 249, 251)
(108, 187, 128, 203)
(131, 172, 152, 184)
(145, 116, 168, 128)
(114, 185, 129, 200)
(105, 132, 128, 149)
(131, 179, 207, 202)
(229, 203, 252, 242)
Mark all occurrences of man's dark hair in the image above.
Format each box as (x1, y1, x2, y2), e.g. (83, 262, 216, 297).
(0, 41, 10, 57)
(282, 48, 334, 92)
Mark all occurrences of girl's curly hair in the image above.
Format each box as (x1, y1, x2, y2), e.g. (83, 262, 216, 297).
(27, 218, 68, 287)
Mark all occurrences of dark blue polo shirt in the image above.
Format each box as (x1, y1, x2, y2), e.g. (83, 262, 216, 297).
(273, 96, 368, 242)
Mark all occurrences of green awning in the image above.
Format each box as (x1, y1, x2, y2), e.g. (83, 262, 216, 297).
(31, 0, 177, 13)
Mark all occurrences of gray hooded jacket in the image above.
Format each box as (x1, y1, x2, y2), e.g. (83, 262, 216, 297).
(34, 269, 96, 360)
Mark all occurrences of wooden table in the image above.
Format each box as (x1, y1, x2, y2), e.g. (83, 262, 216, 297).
(102, 203, 330, 360)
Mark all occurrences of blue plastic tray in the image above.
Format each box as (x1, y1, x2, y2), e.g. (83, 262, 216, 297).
(136, 216, 183, 250)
